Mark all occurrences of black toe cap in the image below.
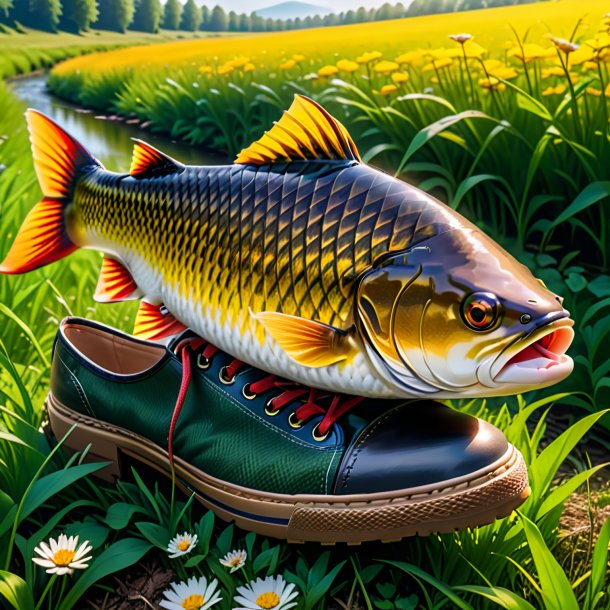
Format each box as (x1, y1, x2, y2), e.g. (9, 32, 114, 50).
(333, 401, 509, 495)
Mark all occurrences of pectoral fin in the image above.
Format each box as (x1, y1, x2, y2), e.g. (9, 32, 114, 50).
(254, 311, 354, 368)
(94, 256, 143, 303)
(134, 301, 187, 340)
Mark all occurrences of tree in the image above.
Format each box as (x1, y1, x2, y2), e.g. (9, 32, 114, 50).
(249, 10, 264, 31)
(96, 0, 134, 32)
(29, 0, 62, 31)
(131, 0, 161, 31)
(162, 0, 181, 30)
(180, 0, 200, 30)
(61, 0, 98, 31)
(228, 9, 238, 30)
(207, 4, 226, 31)
(0, 0, 13, 21)
(238, 12, 249, 31)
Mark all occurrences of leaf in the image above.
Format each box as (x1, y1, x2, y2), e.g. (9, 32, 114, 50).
(585, 518, 610, 609)
(305, 560, 346, 609)
(549, 182, 610, 229)
(58, 538, 152, 610)
(196, 511, 215, 558)
(565, 272, 587, 293)
(588, 275, 610, 298)
(455, 584, 537, 610)
(105, 503, 148, 530)
(0, 570, 34, 610)
(135, 522, 169, 549)
(519, 513, 578, 610)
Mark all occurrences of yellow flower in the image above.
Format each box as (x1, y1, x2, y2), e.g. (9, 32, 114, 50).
(228, 56, 251, 68)
(395, 50, 424, 66)
(449, 33, 472, 44)
(243, 62, 256, 72)
(279, 59, 296, 70)
(482, 59, 502, 71)
(429, 47, 461, 59)
(217, 64, 234, 75)
(587, 86, 602, 96)
(356, 51, 382, 64)
(318, 64, 339, 77)
(508, 44, 554, 63)
(463, 41, 487, 58)
(541, 66, 565, 78)
(488, 66, 518, 79)
(292, 54, 306, 63)
(336, 59, 359, 73)
(391, 71, 409, 84)
(374, 60, 399, 74)
(542, 84, 566, 96)
(378, 84, 398, 95)
(423, 57, 453, 72)
(198, 65, 213, 74)
(549, 36, 579, 54)
(479, 77, 505, 92)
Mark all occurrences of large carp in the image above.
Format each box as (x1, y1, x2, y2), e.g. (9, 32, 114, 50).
(1, 95, 574, 398)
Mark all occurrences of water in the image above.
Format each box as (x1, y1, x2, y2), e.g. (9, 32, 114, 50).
(9, 75, 228, 172)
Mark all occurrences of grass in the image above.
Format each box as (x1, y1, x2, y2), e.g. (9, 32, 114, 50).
(0, 25, 240, 79)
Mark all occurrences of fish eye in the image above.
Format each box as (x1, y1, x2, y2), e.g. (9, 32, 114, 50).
(461, 292, 501, 331)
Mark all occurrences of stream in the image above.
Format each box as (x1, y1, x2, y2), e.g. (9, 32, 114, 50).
(9, 74, 228, 171)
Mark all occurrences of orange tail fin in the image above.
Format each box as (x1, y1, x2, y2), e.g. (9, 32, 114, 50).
(0, 110, 101, 274)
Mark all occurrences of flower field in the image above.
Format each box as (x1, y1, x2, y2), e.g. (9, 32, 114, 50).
(1, 0, 610, 606)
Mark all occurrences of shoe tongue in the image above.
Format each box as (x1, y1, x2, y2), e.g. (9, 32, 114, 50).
(166, 328, 200, 352)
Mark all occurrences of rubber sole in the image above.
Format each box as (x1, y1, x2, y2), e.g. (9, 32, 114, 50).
(47, 393, 530, 544)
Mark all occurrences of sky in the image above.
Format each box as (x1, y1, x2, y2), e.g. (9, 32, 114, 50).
(199, 1, 392, 11)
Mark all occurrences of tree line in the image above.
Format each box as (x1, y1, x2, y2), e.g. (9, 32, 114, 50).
(1, 0, 542, 35)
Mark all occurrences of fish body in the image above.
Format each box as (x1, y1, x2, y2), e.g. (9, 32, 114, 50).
(1, 96, 574, 399)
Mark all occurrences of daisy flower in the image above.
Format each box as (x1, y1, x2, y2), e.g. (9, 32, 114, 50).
(234, 575, 298, 610)
(32, 534, 92, 576)
(160, 575, 222, 610)
(167, 532, 198, 558)
(219, 549, 247, 573)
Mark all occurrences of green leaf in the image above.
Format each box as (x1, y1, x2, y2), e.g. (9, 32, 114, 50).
(196, 511, 215, 558)
(519, 513, 578, 610)
(455, 584, 537, 610)
(0, 570, 34, 610)
(585, 518, 610, 609)
(58, 538, 152, 610)
(588, 275, 610, 298)
(550, 182, 610, 229)
(565, 272, 587, 292)
(135, 522, 169, 549)
(305, 560, 346, 609)
(105, 503, 148, 530)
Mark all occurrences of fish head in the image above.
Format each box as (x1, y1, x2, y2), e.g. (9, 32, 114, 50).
(356, 228, 574, 397)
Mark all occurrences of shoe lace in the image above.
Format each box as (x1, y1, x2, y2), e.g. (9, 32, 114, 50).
(168, 337, 364, 465)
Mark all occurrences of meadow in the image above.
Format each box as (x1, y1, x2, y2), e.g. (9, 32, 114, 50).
(1, 0, 610, 607)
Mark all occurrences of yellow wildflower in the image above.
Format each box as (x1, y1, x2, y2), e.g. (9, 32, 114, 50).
(482, 59, 502, 71)
(217, 64, 234, 75)
(449, 33, 473, 44)
(549, 36, 579, 54)
(318, 64, 339, 77)
(228, 56, 251, 68)
(198, 65, 213, 74)
(542, 84, 566, 96)
(429, 48, 461, 59)
(488, 66, 517, 79)
(356, 51, 382, 64)
(463, 42, 487, 58)
(280, 59, 296, 70)
(395, 50, 424, 66)
(423, 57, 453, 72)
(507, 44, 554, 63)
(391, 71, 409, 84)
(541, 66, 565, 78)
(374, 60, 399, 73)
(336, 59, 359, 73)
(587, 86, 602, 96)
(292, 54, 306, 63)
(479, 77, 505, 91)
(379, 84, 398, 95)
(243, 62, 256, 72)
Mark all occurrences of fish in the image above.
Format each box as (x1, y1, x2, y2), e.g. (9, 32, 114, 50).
(0, 95, 574, 399)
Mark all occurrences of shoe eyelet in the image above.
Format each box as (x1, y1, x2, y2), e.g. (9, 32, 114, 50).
(288, 412, 304, 429)
(219, 366, 236, 385)
(197, 354, 210, 370)
(312, 423, 329, 442)
(242, 383, 257, 400)
(264, 399, 279, 417)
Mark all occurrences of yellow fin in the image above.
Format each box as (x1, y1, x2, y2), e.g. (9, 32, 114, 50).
(235, 95, 361, 165)
(94, 256, 143, 303)
(254, 311, 353, 368)
(134, 301, 187, 340)
(130, 139, 183, 177)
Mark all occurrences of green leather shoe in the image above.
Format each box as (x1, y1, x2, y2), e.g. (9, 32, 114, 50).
(47, 317, 529, 543)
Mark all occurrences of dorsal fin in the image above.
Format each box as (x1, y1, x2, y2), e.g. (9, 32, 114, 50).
(235, 95, 361, 165)
(129, 140, 184, 177)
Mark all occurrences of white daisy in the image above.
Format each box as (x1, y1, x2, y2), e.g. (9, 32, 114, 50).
(160, 575, 222, 610)
(234, 575, 299, 610)
(32, 534, 92, 576)
(167, 531, 198, 558)
(219, 549, 247, 573)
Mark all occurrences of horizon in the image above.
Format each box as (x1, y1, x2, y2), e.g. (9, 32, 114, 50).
(195, 1, 397, 12)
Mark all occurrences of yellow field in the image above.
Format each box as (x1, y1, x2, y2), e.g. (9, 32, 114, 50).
(53, 0, 607, 77)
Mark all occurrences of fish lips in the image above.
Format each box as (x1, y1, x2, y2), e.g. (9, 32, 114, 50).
(489, 312, 574, 386)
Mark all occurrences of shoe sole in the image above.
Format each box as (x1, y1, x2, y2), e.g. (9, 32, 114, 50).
(47, 393, 530, 544)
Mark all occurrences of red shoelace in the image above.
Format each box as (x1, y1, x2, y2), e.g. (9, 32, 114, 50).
(167, 337, 364, 465)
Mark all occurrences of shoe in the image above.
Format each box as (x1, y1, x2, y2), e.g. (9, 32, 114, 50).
(47, 317, 530, 544)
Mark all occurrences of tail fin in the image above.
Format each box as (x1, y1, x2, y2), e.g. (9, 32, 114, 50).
(0, 109, 101, 274)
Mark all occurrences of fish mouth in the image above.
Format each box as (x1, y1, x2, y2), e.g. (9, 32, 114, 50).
(493, 315, 574, 385)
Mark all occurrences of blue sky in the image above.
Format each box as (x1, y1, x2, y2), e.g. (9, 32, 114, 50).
(201, 1, 391, 11)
